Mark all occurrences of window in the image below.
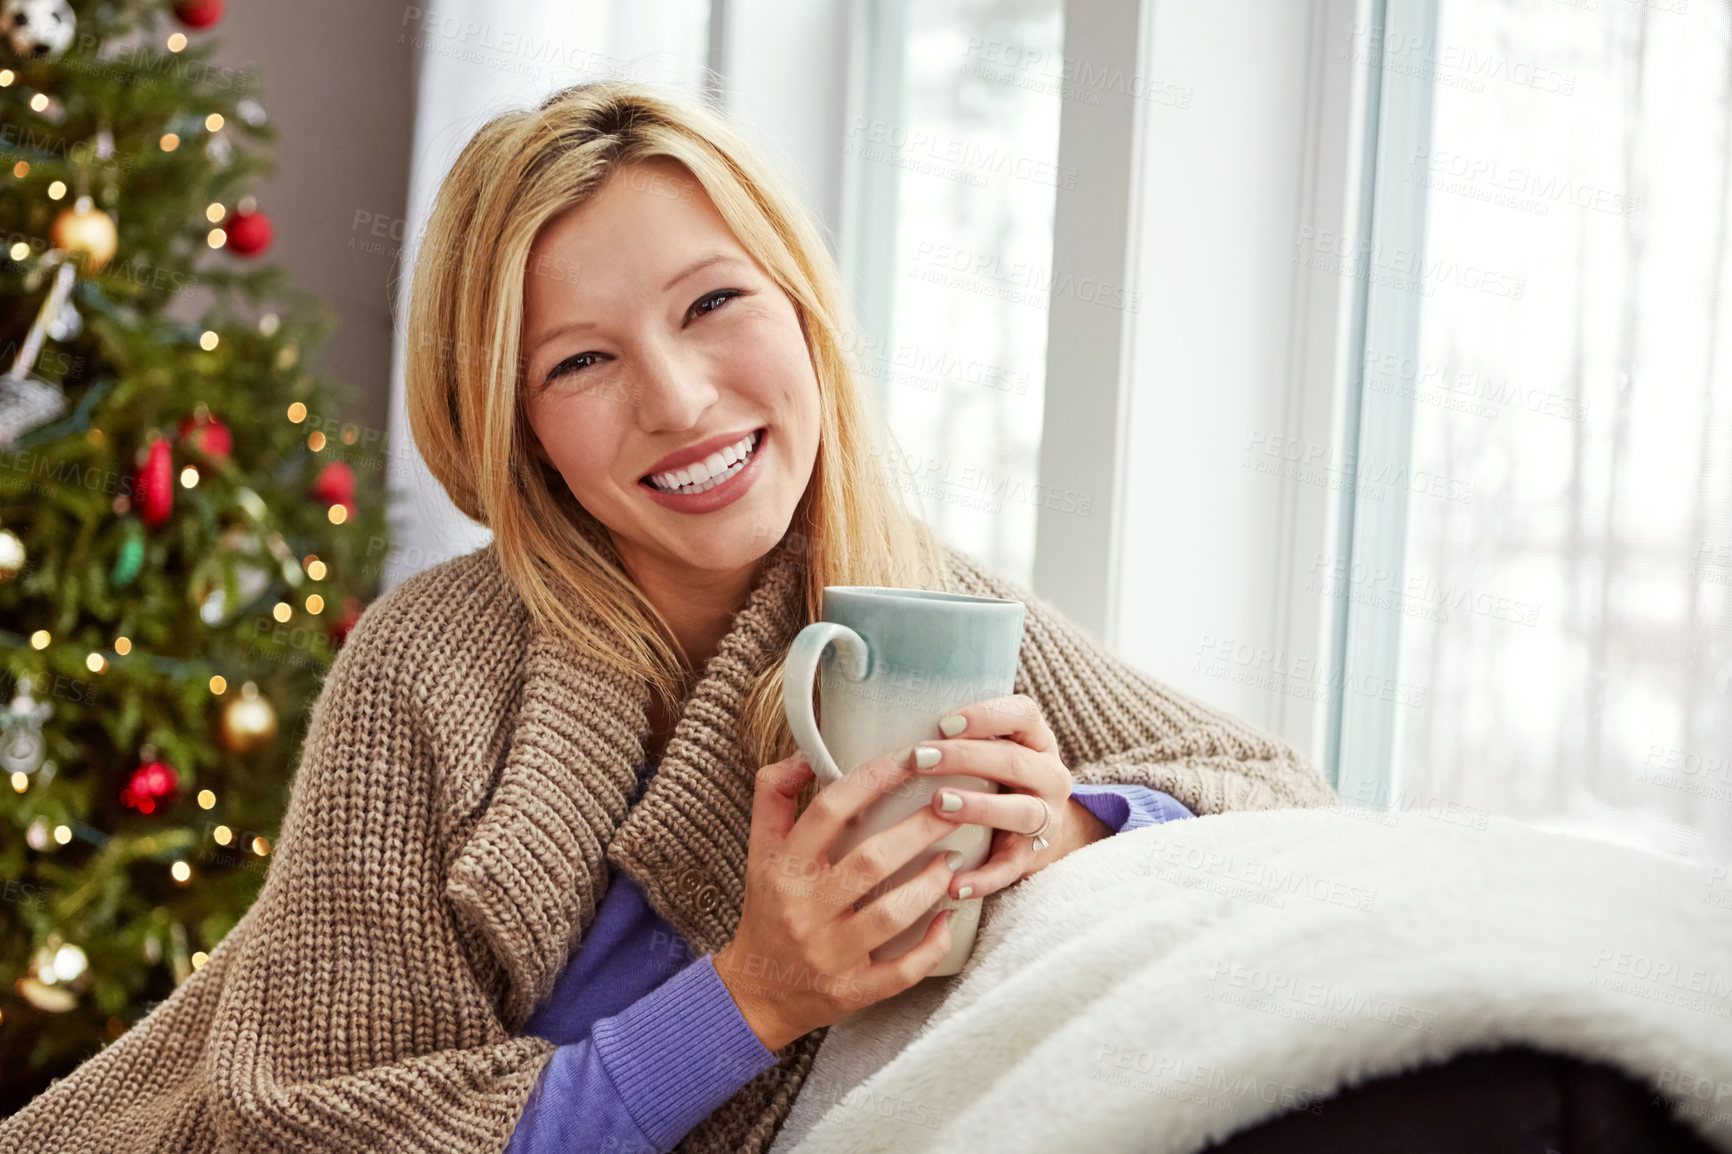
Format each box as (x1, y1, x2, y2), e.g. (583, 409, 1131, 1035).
(849, 0, 1066, 588)
(1336, 0, 1732, 860)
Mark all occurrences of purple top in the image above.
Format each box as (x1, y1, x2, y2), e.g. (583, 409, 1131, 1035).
(506, 764, 1193, 1153)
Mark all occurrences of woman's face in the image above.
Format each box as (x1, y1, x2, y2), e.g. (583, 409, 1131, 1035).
(520, 158, 821, 586)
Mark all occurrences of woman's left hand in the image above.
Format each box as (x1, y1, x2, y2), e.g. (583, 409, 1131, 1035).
(903, 693, 1114, 901)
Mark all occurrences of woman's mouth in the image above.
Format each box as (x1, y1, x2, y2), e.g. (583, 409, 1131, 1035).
(638, 427, 767, 513)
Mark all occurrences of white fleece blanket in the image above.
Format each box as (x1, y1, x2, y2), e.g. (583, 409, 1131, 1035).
(769, 807, 1732, 1154)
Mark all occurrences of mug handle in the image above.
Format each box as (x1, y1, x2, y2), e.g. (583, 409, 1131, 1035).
(783, 622, 870, 787)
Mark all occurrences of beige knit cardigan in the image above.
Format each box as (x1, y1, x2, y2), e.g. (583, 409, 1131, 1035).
(1, 539, 1334, 1153)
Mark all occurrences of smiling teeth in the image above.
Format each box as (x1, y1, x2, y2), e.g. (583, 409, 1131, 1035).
(648, 430, 761, 495)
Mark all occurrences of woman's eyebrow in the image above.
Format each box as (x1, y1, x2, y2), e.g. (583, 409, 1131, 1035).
(527, 316, 596, 356)
(661, 251, 741, 293)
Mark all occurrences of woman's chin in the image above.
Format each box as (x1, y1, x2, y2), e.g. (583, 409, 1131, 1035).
(615, 526, 767, 582)
(667, 539, 780, 581)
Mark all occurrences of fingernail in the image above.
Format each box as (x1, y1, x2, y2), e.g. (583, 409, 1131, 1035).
(938, 714, 967, 737)
(937, 790, 962, 813)
(957, 885, 974, 899)
(913, 745, 941, 769)
(945, 850, 964, 870)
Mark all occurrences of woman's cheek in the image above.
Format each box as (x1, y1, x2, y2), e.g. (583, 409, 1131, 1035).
(535, 404, 615, 498)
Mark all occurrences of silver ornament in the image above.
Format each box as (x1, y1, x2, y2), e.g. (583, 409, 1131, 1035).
(0, 676, 53, 775)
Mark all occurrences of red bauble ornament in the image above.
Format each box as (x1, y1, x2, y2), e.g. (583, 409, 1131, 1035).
(177, 414, 233, 460)
(331, 596, 363, 649)
(225, 209, 272, 257)
(173, 0, 225, 29)
(120, 758, 181, 815)
(135, 437, 174, 527)
(310, 460, 356, 507)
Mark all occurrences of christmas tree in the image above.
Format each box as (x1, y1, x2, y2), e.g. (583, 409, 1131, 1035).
(0, 0, 389, 1111)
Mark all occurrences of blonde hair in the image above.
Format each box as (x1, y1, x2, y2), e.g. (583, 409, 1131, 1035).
(404, 80, 947, 767)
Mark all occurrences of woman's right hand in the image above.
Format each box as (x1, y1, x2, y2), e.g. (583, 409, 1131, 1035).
(712, 750, 963, 1051)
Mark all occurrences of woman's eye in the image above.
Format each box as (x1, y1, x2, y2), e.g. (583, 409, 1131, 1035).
(689, 288, 743, 320)
(546, 351, 603, 384)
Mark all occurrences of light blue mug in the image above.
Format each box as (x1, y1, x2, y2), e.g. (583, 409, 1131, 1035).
(783, 586, 1026, 976)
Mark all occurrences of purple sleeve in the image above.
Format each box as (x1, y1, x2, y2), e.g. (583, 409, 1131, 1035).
(506, 954, 779, 1154)
(1069, 783, 1194, 834)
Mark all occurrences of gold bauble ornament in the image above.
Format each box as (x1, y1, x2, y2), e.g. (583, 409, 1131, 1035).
(219, 681, 277, 754)
(50, 197, 119, 273)
(0, 529, 23, 582)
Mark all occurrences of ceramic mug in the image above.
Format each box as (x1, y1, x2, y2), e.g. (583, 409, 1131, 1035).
(782, 586, 1026, 977)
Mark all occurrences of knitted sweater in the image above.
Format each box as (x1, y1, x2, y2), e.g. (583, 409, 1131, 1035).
(0, 538, 1335, 1153)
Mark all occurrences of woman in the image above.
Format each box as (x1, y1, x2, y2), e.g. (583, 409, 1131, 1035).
(0, 82, 1333, 1154)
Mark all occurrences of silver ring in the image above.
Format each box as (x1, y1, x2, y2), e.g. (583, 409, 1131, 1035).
(1027, 796, 1052, 852)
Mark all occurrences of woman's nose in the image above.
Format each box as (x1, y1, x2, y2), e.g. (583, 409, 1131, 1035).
(631, 344, 720, 433)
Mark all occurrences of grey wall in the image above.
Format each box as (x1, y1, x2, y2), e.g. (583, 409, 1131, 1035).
(208, 2, 417, 462)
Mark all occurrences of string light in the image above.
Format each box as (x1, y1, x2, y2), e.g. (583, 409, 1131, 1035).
(197, 790, 216, 809)
(47, 180, 65, 199)
(180, 465, 200, 488)
(307, 431, 326, 451)
(305, 558, 327, 580)
(287, 402, 307, 423)
(209, 675, 227, 694)
(170, 861, 191, 883)
(213, 825, 232, 845)
(166, 32, 187, 52)
(30, 630, 49, 649)
(199, 330, 219, 350)
(206, 228, 226, 248)
(272, 602, 292, 623)
(205, 113, 223, 131)
(54, 825, 71, 845)
(328, 504, 348, 525)
(206, 202, 226, 222)
(305, 594, 325, 614)
(114, 636, 131, 654)
(50, 944, 87, 982)
(160, 132, 180, 151)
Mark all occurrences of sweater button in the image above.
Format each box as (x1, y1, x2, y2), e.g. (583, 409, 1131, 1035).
(695, 883, 719, 911)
